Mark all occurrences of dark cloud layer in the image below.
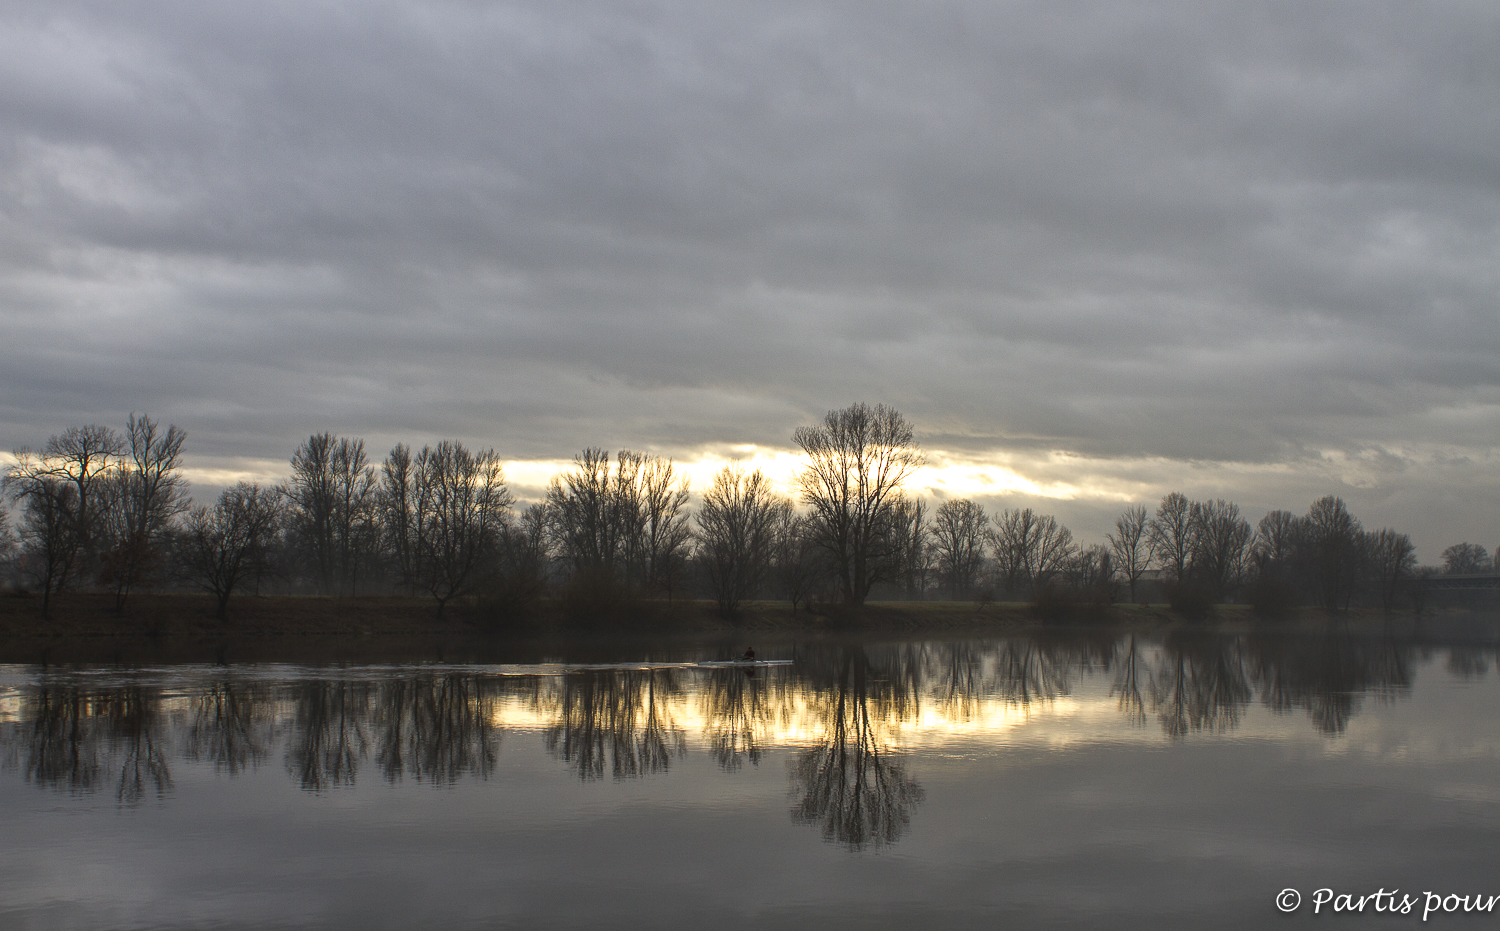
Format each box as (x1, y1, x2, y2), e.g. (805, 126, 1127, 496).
(1, 1, 1497, 557)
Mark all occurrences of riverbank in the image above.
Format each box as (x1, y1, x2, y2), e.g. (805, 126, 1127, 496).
(2, 591, 1494, 665)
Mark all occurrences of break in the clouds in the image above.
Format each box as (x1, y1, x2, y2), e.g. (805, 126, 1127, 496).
(1, 0, 1498, 558)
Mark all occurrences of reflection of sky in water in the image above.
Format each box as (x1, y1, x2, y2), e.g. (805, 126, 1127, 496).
(1, 634, 1499, 930)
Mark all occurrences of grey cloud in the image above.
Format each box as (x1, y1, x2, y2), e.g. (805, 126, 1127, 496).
(1, 0, 1498, 555)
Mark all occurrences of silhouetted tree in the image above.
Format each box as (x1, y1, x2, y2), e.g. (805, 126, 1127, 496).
(5, 476, 77, 618)
(930, 498, 987, 599)
(5, 425, 123, 606)
(990, 508, 1074, 595)
(1304, 495, 1363, 613)
(696, 465, 786, 617)
(793, 403, 925, 606)
(177, 482, 283, 619)
(283, 434, 377, 595)
(770, 509, 824, 614)
(1108, 505, 1151, 604)
(1442, 542, 1493, 575)
(97, 414, 188, 612)
(1189, 499, 1252, 599)
(417, 441, 512, 615)
(1367, 529, 1416, 613)
(888, 496, 931, 599)
(546, 448, 690, 598)
(1149, 492, 1195, 583)
(378, 443, 426, 595)
(632, 454, 692, 595)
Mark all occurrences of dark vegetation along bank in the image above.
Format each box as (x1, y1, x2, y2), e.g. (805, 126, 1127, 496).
(2, 404, 1496, 642)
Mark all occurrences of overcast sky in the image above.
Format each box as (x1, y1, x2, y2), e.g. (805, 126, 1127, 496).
(2, 0, 1497, 560)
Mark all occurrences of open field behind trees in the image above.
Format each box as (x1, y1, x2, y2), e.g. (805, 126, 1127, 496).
(3, 404, 1497, 635)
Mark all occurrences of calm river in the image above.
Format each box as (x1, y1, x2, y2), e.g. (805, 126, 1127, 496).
(3, 628, 1500, 929)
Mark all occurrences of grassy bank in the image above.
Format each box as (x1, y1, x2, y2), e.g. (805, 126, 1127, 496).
(0, 589, 1464, 643)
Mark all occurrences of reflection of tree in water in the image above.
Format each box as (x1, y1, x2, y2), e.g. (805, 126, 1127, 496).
(185, 681, 272, 776)
(1249, 630, 1412, 735)
(285, 680, 372, 791)
(1153, 633, 1252, 738)
(98, 685, 174, 804)
(12, 683, 105, 794)
(7, 682, 175, 804)
(375, 673, 500, 784)
(1109, 635, 1151, 726)
(541, 670, 685, 780)
(1444, 646, 1495, 680)
(700, 669, 775, 771)
(994, 637, 1077, 709)
(790, 646, 925, 850)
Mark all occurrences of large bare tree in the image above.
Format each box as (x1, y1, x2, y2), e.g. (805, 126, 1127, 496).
(793, 403, 925, 606)
(98, 414, 189, 612)
(929, 498, 988, 599)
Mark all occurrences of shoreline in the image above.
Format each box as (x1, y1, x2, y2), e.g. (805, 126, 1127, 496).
(2, 592, 1497, 665)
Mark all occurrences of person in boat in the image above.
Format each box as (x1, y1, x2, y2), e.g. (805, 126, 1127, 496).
(741, 646, 756, 661)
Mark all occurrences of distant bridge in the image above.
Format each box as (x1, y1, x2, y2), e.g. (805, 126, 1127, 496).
(1414, 573, 1500, 592)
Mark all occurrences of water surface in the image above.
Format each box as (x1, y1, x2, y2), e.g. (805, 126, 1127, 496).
(3, 629, 1499, 929)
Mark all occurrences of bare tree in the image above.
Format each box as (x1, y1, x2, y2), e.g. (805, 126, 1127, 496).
(1304, 495, 1363, 613)
(1253, 510, 1302, 565)
(5, 475, 77, 618)
(378, 443, 429, 596)
(1107, 505, 1151, 604)
(546, 448, 628, 585)
(632, 455, 692, 596)
(0, 505, 15, 589)
(1031, 514, 1076, 591)
(990, 508, 1075, 595)
(1367, 529, 1416, 613)
(5, 426, 124, 597)
(695, 466, 786, 618)
(283, 434, 377, 595)
(771, 508, 823, 615)
(488, 503, 552, 615)
(97, 414, 189, 612)
(990, 507, 1037, 596)
(794, 403, 925, 607)
(1442, 542, 1493, 575)
(1189, 499, 1252, 599)
(1068, 544, 1115, 603)
(283, 433, 338, 593)
(417, 441, 512, 615)
(178, 483, 282, 619)
(1148, 492, 1195, 583)
(888, 496, 931, 599)
(930, 499, 988, 600)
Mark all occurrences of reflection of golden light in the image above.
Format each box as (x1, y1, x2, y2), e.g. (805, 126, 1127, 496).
(477, 680, 1174, 751)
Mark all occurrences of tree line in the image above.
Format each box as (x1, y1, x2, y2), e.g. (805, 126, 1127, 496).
(2, 404, 1494, 620)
